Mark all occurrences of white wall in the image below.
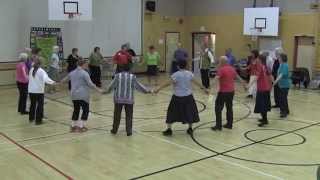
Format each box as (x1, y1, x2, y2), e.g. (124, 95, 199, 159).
(0, 0, 24, 61)
(0, 0, 143, 61)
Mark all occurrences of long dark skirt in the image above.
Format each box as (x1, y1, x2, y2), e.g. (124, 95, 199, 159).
(254, 91, 271, 114)
(166, 95, 200, 124)
(89, 65, 101, 87)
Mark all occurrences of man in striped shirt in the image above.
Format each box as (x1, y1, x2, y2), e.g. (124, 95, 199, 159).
(105, 64, 151, 136)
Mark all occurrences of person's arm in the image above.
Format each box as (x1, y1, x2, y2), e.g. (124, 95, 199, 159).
(84, 73, 103, 93)
(22, 65, 28, 81)
(273, 74, 283, 85)
(236, 74, 247, 90)
(134, 76, 151, 94)
(43, 71, 55, 85)
(247, 76, 258, 89)
(105, 78, 117, 94)
(154, 80, 171, 93)
(192, 78, 210, 94)
(60, 74, 70, 84)
(207, 50, 215, 63)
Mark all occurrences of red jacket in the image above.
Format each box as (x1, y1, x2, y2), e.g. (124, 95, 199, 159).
(113, 50, 132, 65)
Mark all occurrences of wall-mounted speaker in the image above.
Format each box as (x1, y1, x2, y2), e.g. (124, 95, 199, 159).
(145, 1, 156, 13)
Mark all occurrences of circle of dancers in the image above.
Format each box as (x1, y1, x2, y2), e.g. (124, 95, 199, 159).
(15, 43, 290, 136)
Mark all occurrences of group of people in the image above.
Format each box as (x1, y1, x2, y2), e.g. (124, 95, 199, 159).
(15, 41, 291, 137)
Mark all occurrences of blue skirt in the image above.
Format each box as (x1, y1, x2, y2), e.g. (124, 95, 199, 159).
(254, 91, 271, 114)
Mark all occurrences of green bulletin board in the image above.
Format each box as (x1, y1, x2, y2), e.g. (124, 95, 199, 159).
(30, 27, 64, 67)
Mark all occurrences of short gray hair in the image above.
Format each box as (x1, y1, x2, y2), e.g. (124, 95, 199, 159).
(19, 53, 28, 61)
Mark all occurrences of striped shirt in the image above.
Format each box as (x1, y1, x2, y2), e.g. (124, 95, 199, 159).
(106, 72, 150, 104)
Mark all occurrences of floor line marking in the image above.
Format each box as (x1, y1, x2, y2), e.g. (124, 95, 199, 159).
(135, 130, 283, 180)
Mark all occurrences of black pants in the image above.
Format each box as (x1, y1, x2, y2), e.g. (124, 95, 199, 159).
(113, 103, 133, 134)
(279, 88, 289, 115)
(17, 82, 28, 113)
(200, 69, 210, 89)
(72, 100, 89, 121)
(273, 84, 281, 107)
(89, 65, 101, 87)
(29, 93, 44, 124)
(215, 92, 234, 128)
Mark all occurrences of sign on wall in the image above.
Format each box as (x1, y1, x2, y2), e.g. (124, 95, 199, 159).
(30, 27, 64, 67)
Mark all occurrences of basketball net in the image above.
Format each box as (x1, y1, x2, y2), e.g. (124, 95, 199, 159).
(250, 28, 262, 42)
(67, 13, 82, 20)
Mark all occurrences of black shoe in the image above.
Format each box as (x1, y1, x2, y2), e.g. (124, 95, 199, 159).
(258, 119, 264, 123)
(223, 124, 232, 129)
(271, 105, 280, 108)
(110, 129, 117, 135)
(246, 95, 253, 98)
(211, 126, 222, 131)
(187, 128, 193, 135)
(258, 121, 268, 127)
(162, 129, 173, 136)
(127, 132, 132, 136)
(35, 121, 43, 126)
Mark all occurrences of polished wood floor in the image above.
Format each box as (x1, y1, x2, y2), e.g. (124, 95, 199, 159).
(0, 75, 320, 180)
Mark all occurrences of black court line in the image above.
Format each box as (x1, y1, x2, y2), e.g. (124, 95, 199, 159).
(130, 121, 320, 180)
(244, 129, 306, 147)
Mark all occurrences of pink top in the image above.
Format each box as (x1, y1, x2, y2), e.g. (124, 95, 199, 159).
(16, 62, 28, 83)
(254, 63, 271, 91)
(217, 64, 237, 92)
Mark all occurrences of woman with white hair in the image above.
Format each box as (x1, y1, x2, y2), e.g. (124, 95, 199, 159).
(47, 46, 60, 93)
(16, 53, 29, 115)
(271, 47, 283, 108)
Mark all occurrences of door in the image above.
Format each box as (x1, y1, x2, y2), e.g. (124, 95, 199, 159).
(192, 32, 216, 76)
(165, 32, 180, 72)
(294, 36, 315, 78)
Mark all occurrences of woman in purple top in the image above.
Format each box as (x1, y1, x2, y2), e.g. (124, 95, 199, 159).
(16, 53, 29, 115)
(171, 43, 188, 74)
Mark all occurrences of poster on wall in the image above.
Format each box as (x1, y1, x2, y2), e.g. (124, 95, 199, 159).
(30, 27, 64, 67)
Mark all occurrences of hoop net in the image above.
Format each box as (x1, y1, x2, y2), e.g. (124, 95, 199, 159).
(250, 28, 263, 41)
(67, 13, 82, 20)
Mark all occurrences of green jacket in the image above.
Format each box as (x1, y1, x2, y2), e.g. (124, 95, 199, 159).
(89, 52, 103, 66)
(201, 50, 212, 69)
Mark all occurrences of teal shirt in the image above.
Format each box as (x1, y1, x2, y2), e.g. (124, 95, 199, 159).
(277, 63, 290, 88)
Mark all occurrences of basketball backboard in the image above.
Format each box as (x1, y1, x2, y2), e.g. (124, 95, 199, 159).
(48, 0, 92, 21)
(243, 7, 279, 36)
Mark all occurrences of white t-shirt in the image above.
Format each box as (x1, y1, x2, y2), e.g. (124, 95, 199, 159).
(50, 53, 60, 69)
(28, 68, 55, 93)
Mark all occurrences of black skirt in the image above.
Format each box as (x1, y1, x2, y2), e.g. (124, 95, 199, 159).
(147, 65, 158, 76)
(166, 95, 200, 124)
(254, 91, 271, 114)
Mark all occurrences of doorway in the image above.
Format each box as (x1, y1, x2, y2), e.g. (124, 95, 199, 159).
(165, 32, 180, 72)
(192, 32, 216, 76)
(294, 36, 315, 78)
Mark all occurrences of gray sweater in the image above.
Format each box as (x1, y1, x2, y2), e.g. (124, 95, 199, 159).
(67, 67, 97, 103)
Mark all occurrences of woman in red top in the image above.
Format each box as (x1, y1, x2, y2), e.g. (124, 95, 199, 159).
(211, 56, 245, 131)
(247, 54, 273, 127)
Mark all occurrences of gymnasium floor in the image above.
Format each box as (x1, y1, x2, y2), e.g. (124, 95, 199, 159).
(0, 75, 320, 180)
